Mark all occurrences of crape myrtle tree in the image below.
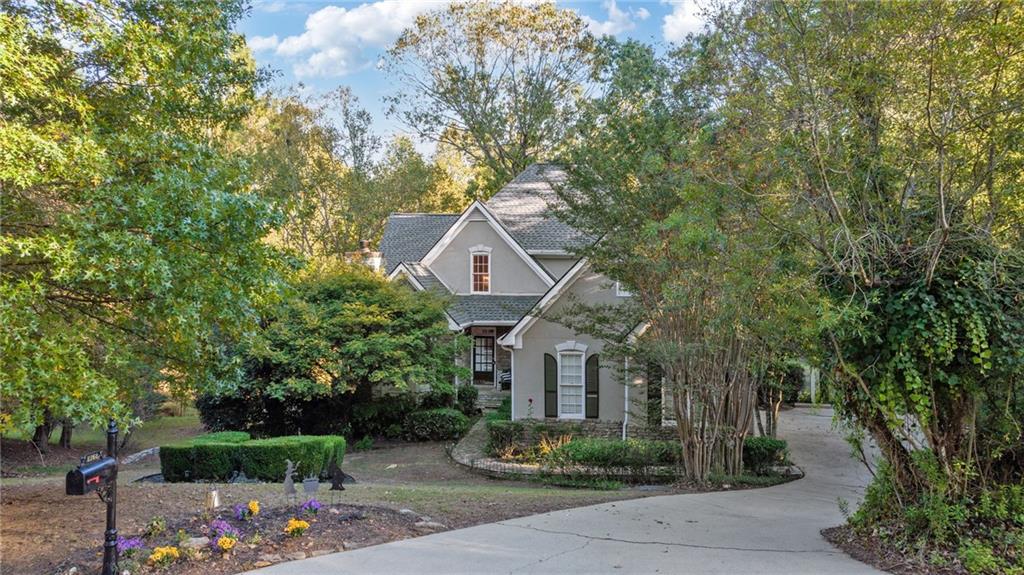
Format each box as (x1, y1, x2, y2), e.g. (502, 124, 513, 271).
(707, 1, 1023, 566)
(554, 40, 816, 483)
(384, 0, 598, 197)
(196, 263, 470, 437)
(0, 0, 286, 444)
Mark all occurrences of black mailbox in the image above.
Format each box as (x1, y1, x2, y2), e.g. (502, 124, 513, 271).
(66, 456, 117, 495)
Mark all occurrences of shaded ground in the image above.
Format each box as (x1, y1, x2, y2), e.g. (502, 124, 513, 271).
(822, 525, 966, 575)
(1, 415, 203, 478)
(2, 440, 673, 575)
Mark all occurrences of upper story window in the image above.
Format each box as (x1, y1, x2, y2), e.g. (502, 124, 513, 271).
(615, 281, 632, 297)
(471, 252, 490, 293)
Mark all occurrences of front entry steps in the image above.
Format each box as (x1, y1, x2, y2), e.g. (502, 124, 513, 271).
(475, 385, 509, 411)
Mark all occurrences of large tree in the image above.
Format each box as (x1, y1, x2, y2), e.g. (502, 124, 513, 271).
(384, 0, 598, 196)
(235, 88, 468, 263)
(555, 40, 815, 482)
(0, 0, 285, 438)
(705, 1, 1023, 567)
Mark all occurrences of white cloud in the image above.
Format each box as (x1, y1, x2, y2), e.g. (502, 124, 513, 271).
(662, 0, 705, 43)
(255, 1, 288, 13)
(248, 34, 280, 53)
(273, 1, 441, 78)
(583, 0, 650, 37)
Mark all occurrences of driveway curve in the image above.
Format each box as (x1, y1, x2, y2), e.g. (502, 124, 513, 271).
(244, 407, 882, 575)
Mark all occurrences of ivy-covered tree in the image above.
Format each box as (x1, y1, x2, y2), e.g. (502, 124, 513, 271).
(0, 0, 286, 439)
(196, 264, 469, 436)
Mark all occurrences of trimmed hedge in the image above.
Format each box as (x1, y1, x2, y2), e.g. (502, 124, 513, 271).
(743, 436, 788, 475)
(160, 433, 345, 482)
(545, 438, 681, 483)
(404, 408, 470, 441)
(485, 420, 525, 455)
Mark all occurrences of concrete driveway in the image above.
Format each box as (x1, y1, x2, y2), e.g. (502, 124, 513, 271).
(243, 407, 881, 575)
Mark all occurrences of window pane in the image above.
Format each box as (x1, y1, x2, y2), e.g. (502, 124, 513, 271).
(559, 353, 584, 415)
(472, 253, 489, 292)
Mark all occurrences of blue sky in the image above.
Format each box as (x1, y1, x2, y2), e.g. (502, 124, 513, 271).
(237, 1, 706, 152)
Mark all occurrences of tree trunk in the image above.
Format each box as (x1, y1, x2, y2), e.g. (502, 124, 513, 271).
(31, 411, 56, 453)
(58, 419, 74, 448)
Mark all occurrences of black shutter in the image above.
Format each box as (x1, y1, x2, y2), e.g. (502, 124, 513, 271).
(585, 354, 599, 419)
(647, 363, 663, 426)
(544, 353, 557, 418)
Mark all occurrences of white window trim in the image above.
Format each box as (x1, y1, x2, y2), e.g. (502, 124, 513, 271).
(615, 281, 632, 297)
(555, 341, 588, 419)
(469, 247, 491, 294)
(661, 378, 678, 427)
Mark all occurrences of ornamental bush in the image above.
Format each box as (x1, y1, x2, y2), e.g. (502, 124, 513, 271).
(159, 434, 345, 482)
(485, 420, 525, 455)
(403, 408, 470, 441)
(742, 436, 788, 475)
(545, 438, 681, 483)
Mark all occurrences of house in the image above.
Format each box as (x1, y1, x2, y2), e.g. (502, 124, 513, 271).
(379, 164, 669, 437)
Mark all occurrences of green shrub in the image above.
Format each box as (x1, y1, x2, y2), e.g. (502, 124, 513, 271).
(353, 436, 373, 451)
(159, 434, 345, 482)
(486, 420, 525, 455)
(743, 436, 788, 475)
(546, 438, 680, 483)
(384, 423, 404, 439)
(485, 397, 512, 422)
(159, 443, 195, 482)
(193, 431, 250, 444)
(456, 383, 479, 416)
(404, 408, 470, 441)
(419, 382, 456, 409)
(351, 395, 418, 437)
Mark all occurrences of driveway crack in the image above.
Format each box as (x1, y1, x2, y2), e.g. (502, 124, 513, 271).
(508, 537, 593, 574)
(496, 522, 840, 555)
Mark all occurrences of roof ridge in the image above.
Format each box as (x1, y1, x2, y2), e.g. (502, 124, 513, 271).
(389, 212, 460, 217)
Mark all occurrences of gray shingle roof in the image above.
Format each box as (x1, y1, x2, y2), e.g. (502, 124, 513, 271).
(485, 164, 593, 252)
(379, 213, 459, 274)
(448, 295, 541, 325)
(402, 261, 444, 291)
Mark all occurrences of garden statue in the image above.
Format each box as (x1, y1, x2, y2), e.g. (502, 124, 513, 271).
(302, 473, 320, 494)
(283, 459, 299, 496)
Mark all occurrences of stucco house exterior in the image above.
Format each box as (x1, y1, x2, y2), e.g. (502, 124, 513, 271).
(378, 164, 663, 435)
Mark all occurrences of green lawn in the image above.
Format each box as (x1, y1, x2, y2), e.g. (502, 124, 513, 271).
(7, 411, 203, 451)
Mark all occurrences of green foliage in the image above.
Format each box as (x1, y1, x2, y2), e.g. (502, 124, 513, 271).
(853, 455, 1023, 573)
(350, 395, 419, 438)
(232, 88, 468, 261)
(195, 264, 469, 437)
(159, 434, 346, 482)
(486, 398, 512, 422)
(192, 431, 250, 444)
(545, 438, 680, 483)
(419, 383, 456, 409)
(353, 436, 374, 451)
(455, 384, 479, 416)
(384, 1, 598, 196)
(485, 420, 525, 455)
(0, 0, 286, 433)
(742, 437, 788, 475)
(403, 408, 470, 441)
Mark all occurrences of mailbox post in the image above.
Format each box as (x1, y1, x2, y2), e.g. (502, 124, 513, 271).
(66, 419, 119, 575)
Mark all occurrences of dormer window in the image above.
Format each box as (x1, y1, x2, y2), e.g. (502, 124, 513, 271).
(471, 248, 491, 294)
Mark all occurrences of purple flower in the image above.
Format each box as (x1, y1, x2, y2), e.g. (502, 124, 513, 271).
(234, 503, 247, 521)
(116, 535, 143, 556)
(208, 519, 239, 546)
(300, 498, 322, 515)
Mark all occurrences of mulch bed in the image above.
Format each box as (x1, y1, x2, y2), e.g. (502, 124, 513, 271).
(49, 501, 430, 575)
(822, 525, 967, 575)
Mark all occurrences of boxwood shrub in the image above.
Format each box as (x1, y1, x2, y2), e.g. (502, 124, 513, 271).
(159, 434, 346, 482)
(743, 436, 788, 475)
(404, 408, 470, 441)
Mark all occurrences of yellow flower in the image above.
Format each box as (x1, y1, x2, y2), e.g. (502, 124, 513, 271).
(217, 536, 237, 551)
(248, 500, 260, 516)
(284, 518, 310, 537)
(147, 546, 180, 565)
